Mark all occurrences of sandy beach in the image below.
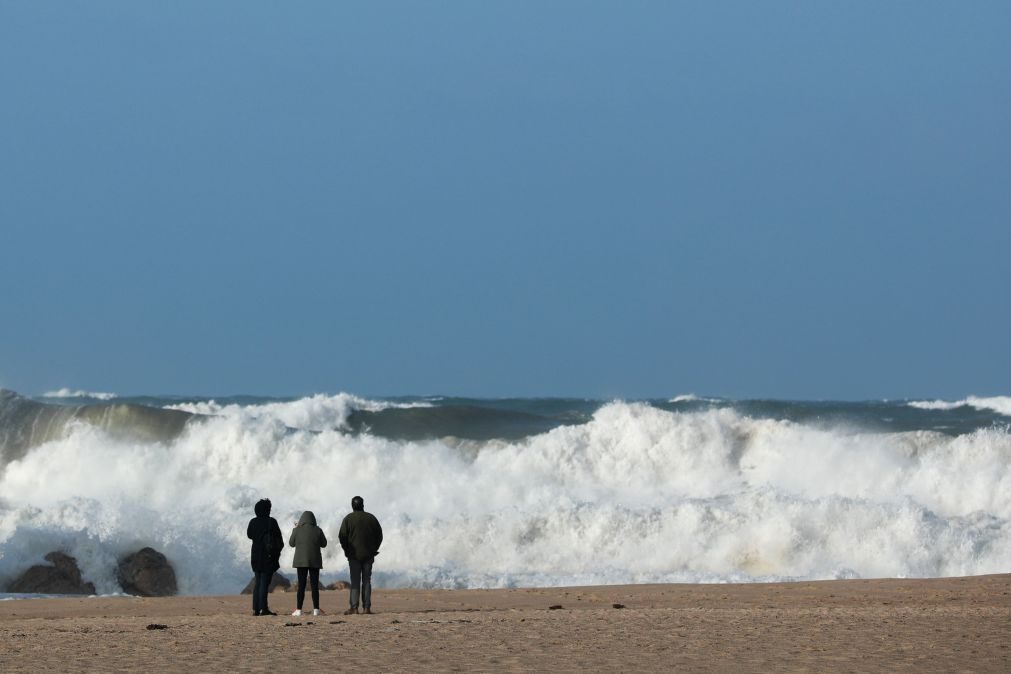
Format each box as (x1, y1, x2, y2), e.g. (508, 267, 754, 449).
(1, 574, 1008, 672)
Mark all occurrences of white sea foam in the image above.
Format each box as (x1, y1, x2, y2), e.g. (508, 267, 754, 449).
(164, 393, 429, 431)
(42, 388, 118, 401)
(1, 401, 1009, 594)
(908, 396, 1011, 416)
(909, 400, 960, 411)
(1, 593, 84, 600)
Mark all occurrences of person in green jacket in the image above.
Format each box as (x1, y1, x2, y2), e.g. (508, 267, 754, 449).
(338, 495, 383, 615)
(288, 510, 327, 616)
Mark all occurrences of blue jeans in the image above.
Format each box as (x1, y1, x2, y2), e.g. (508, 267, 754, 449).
(348, 558, 373, 609)
(252, 571, 272, 614)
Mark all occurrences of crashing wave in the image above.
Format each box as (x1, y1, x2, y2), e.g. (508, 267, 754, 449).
(0, 390, 191, 463)
(42, 389, 118, 401)
(908, 396, 1011, 417)
(1, 395, 1009, 594)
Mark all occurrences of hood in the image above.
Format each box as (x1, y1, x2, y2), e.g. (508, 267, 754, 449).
(298, 511, 317, 526)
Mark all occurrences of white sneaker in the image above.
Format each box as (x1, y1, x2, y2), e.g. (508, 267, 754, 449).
(291, 609, 302, 616)
(313, 608, 324, 616)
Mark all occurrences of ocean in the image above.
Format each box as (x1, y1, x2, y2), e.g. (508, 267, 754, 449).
(1, 388, 1008, 595)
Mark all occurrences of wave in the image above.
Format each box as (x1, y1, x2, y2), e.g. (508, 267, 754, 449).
(1, 397, 1009, 594)
(671, 392, 727, 404)
(42, 388, 118, 401)
(162, 393, 406, 431)
(908, 396, 1011, 417)
(166, 395, 580, 441)
(670, 394, 701, 403)
(0, 390, 574, 462)
(0, 390, 192, 463)
(345, 405, 572, 441)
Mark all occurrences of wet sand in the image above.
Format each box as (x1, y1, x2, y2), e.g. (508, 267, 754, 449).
(1, 574, 1009, 672)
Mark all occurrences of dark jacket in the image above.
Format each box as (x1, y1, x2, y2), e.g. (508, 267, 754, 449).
(289, 511, 327, 569)
(247, 515, 284, 573)
(338, 510, 383, 562)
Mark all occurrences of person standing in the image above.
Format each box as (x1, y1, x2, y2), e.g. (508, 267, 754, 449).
(338, 495, 383, 615)
(246, 498, 284, 616)
(288, 510, 327, 616)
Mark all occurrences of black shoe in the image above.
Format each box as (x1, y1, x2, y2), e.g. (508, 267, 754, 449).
(260, 609, 277, 616)
(363, 608, 372, 615)
(253, 610, 261, 616)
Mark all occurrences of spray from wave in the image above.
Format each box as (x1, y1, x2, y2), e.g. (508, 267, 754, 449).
(0, 390, 1008, 595)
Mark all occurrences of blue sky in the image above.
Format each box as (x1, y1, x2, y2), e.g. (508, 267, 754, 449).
(1, 1, 1009, 399)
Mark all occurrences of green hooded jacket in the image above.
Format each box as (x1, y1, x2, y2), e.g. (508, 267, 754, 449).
(288, 511, 327, 569)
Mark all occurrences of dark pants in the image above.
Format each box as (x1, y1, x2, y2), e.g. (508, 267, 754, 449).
(252, 571, 272, 614)
(296, 567, 320, 610)
(348, 558, 373, 609)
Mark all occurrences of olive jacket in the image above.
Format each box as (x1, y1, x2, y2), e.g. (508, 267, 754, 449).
(338, 510, 383, 562)
(288, 511, 328, 569)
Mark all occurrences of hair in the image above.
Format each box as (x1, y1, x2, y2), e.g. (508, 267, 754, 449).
(351, 495, 364, 511)
(254, 498, 272, 517)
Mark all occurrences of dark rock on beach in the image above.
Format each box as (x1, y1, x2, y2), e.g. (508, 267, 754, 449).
(240, 572, 291, 594)
(282, 578, 350, 593)
(7, 551, 96, 595)
(117, 547, 178, 597)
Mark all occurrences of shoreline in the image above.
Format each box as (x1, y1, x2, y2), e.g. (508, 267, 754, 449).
(1, 574, 1009, 671)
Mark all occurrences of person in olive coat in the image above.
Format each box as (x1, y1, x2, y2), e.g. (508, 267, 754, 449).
(246, 498, 284, 616)
(288, 510, 327, 616)
(338, 495, 383, 615)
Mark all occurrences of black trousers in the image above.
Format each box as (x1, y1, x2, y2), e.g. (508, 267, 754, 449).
(296, 567, 320, 610)
(252, 571, 272, 613)
(348, 558, 373, 609)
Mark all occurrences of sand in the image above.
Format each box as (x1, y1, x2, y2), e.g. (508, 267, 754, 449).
(1, 574, 1009, 672)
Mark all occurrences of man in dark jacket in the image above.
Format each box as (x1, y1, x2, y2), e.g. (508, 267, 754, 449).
(338, 495, 383, 615)
(246, 498, 284, 616)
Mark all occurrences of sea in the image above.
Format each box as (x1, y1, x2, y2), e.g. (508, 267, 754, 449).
(0, 388, 1009, 596)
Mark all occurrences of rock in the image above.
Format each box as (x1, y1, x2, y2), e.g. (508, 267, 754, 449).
(117, 547, 178, 597)
(283, 578, 351, 592)
(7, 552, 96, 595)
(240, 572, 291, 594)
